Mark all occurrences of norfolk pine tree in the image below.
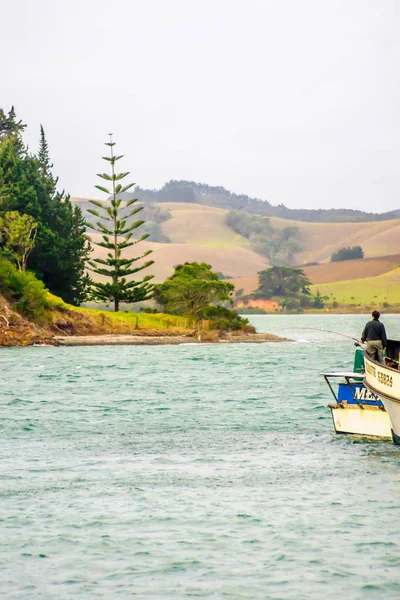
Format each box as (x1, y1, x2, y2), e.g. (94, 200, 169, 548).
(38, 125, 53, 180)
(87, 135, 154, 311)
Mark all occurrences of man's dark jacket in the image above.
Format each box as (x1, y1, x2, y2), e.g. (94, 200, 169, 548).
(361, 320, 387, 347)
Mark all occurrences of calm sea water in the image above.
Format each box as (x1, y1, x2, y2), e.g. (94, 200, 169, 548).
(1, 314, 400, 599)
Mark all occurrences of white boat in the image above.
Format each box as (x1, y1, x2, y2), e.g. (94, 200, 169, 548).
(322, 347, 392, 438)
(363, 339, 400, 444)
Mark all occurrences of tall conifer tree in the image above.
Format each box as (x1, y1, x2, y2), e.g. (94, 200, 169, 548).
(87, 135, 154, 311)
(0, 106, 25, 142)
(38, 125, 53, 176)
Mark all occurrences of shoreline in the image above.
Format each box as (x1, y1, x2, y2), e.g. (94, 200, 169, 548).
(54, 332, 291, 346)
(239, 309, 400, 316)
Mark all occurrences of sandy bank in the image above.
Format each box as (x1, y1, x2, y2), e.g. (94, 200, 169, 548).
(55, 332, 291, 346)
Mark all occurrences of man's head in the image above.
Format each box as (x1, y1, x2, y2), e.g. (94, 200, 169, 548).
(372, 310, 380, 320)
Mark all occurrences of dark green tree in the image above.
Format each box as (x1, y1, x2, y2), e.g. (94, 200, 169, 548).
(0, 106, 25, 142)
(0, 108, 91, 305)
(154, 262, 234, 317)
(87, 135, 154, 311)
(313, 288, 327, 309)
(32, 194, 92, 304)
(0, 211, 37, 272)
(331, 246, 364, 262)
(255, 266, 311, 298)
(37, 125, 54, 179)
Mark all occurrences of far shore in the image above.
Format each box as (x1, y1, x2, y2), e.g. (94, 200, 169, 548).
(239, 308, 400, 316)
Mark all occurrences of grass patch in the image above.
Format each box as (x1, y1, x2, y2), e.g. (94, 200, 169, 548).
(310, 267, 400, 305)
(161, 207, 251, 249)
(46, 294, 195, 336)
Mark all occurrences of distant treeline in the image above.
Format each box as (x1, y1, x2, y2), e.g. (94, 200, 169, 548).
(130, 180, 400, 223)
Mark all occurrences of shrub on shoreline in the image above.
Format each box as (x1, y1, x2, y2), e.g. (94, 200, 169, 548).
(0, 259, 48, 319)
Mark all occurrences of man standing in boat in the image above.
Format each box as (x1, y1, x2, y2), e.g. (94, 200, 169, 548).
(360, 310, 387, 365)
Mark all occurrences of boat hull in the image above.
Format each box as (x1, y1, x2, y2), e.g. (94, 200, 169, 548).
(330, 403, 391, 438)
(363, 355, 400, 444)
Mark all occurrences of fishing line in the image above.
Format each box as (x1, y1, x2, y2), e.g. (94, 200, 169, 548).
(285, 327, 360, 342)
(287, 327, 400, 364)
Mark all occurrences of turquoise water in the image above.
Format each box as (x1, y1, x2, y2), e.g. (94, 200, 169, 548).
(1, 314, 400, 599)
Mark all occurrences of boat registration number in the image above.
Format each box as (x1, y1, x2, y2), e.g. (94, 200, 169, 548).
(377, 371, 393, 387)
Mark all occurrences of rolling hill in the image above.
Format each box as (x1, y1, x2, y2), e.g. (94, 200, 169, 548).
(71, 197, 400, 307)
(309, 266, 400, 306)
(73, 198, 400, 275)
(157, 205, 400, 265)
(268, 217, 400, 263)
(159, 203, 250, 249)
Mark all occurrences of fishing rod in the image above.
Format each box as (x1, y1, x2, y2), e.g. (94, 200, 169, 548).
(287, 327, 361, 343)
(289, 327, 400, 363)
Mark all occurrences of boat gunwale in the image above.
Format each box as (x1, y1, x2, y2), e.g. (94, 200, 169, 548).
(363, 344, 400, 403)
(364, 358, 400, 374)
(363, 378, 400, 405)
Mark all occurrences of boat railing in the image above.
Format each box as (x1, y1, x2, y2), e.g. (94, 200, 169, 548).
(321, 372, 364, 405)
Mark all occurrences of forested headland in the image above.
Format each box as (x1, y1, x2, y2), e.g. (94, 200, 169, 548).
(0, 107, 259, 345)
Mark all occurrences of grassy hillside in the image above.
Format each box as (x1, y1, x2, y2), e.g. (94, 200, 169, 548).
(310, 267, 400, 306)
(49, 295, 191, 334)
(230, 275, 259, 296)
(159, 208, 400, 264)
(269, 217, 400, 263)
(302, 254, 400, 283)
(159, 203, 250, 249)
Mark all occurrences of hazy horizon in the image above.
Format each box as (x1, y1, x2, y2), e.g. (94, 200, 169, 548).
(2, 0, 400, 213)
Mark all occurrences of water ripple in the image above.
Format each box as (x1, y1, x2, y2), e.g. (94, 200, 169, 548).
(1, 314, 400, 599)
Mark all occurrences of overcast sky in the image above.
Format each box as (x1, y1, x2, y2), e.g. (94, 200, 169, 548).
(2, 0, 399, 211)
